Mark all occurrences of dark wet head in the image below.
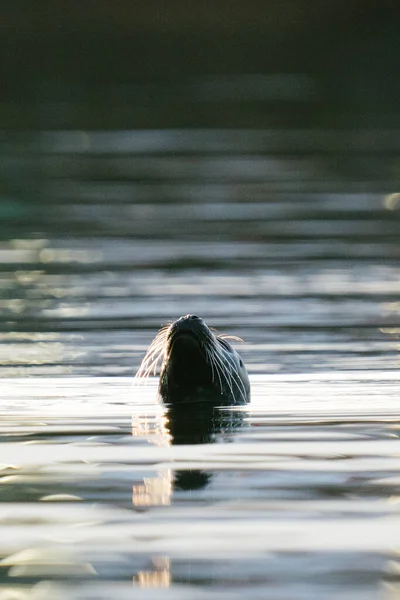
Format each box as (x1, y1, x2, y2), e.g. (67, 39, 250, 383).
(135, 314, 250, 404)
(135, 314, 216, 380)
(161, 315, 250, 404)
(165, 314, 214, 361)
(162, 314, 219, 387)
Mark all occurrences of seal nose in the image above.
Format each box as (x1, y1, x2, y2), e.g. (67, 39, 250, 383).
(185, 314, 200, 320)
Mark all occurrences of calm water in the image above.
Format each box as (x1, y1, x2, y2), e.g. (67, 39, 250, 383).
(1, 125, 400, 598)
(2, 375, 400, 599)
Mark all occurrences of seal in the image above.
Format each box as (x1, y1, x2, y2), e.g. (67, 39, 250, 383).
(136, 314, 250, 405)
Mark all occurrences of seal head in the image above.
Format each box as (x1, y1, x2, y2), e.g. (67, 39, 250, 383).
(136, 314, 250, 405)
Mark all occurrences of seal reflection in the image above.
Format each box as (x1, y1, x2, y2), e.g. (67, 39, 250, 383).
(166, 401, 247, 491)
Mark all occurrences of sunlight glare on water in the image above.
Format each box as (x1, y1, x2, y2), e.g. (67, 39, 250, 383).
(1, 373, 400, 599)
(1, 119, 400, 599)
(1, 2, 400, 594)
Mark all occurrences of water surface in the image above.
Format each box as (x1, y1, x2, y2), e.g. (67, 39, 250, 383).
(2, 374, 400, 599)
(1, 125, 400, 598)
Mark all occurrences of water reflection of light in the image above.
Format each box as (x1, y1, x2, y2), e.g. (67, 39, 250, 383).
(14, 270, 44, 285)
(1, 547, 96, 577)
(39, 248, 101, 264)
(380, 293, 400, 361)
(382, 554, 400, 600)
(132, 414, 170, 447)
(133, 557, 170, 588)
(0, 332, 83, 377)
(0, 340, 65, 364)
(380, 300, 400, 364)
(11, 239, 48, 250)
(1, 237, 101, 268)
(43, 304, 92, 318)
(131, 413, 172, 507)
(384, 192, 400, 210)
(381, 327, 400, 337)
(132, 472, 172, 507)
(0, 299, 25, 313)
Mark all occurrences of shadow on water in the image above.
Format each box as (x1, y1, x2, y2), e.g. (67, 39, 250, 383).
(166, 401, 247, 491)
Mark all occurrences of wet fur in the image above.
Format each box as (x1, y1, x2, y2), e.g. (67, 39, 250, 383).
(136, 315, 250, 405)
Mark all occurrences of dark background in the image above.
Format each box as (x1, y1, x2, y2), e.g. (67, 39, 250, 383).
(0, 1, 399, 130)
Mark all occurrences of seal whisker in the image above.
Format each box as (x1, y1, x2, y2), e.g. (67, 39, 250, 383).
(211, 348, 236, 399)
(207, 347, 224, 394)
(218, 334, 244, 343)
(227, 359, 248, 403)
(134, 329, 169, 383)
(204, 335, 246, 402)
(142, 328, 169, 352)
(135, 356, 162, 381)
(217, 346, 248, 403)
(204, 345, 216, 386)
(136, 314, 250, 404)
(138, 342, 166, 369)
(220, 354, 244, 402)
(142, 338, 168, 361)
(136, 344, 164, 375)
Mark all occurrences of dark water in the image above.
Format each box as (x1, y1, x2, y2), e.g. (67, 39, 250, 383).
(1, 117, 400, 598)
(2, 128, 400, 377)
